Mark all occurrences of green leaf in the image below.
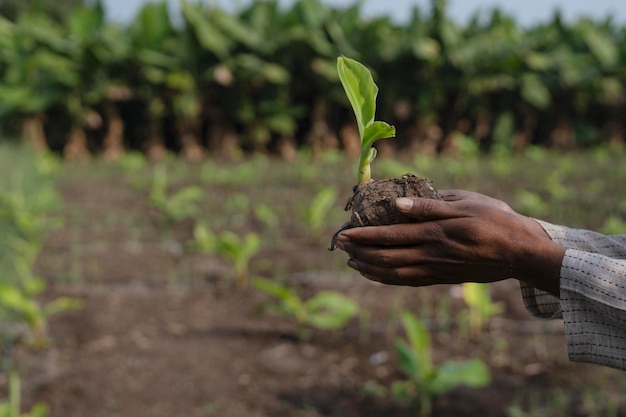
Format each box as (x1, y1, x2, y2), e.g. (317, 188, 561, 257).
(250, 277, 305, 320)
(181, 0, 229, 60)
(190, 222, 216, 252)
(400, 310, 432, 367)
(362, 121, 396, 150)
(337, 56, 395, 183)
(337, 56, 378, 138)
(394, 339, 422, 381)
(129, 2, 173, 47)
(240, 233, 261, 260)
(42, 297, 83, 318)
(430, 359, 491, 394)
(68, 5, 104, 42)
(579, 21, 618, 69)
(251, 277, 295, 301)
(520, 73, 551, 109)
(304, 291, 359, 330)
(306, 187, 338, 233)
(209, 9, 265, 52)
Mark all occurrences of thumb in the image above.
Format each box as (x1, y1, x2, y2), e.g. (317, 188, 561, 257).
(396, 197, 459, 220)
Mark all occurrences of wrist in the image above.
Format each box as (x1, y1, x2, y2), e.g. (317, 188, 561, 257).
(514, 216, 565, 297)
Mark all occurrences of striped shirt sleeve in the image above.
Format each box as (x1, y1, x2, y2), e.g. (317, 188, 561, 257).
(520, 220, 626, 369)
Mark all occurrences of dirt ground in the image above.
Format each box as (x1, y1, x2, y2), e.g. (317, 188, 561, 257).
(14, 165, 626, 417)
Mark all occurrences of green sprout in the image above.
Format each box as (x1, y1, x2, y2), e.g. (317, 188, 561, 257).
(189, 223, 260, 288)
(150, 164, 204, 222)
(251, 277, 359, 340)
(303, 186, 338, 239)
(460, 282, 504, 336)
(0, 372, 49, 417)
(392, 310, 491, 416)
(337, 56, 396, 184)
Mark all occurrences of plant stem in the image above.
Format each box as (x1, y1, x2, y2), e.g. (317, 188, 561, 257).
(9, 371, 20, 417)
(358, 153, 371, 184)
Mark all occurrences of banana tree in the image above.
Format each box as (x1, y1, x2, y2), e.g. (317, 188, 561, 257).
(125, 1, 179, 159)
(274, 0, 361, 154)
(180, 0, 298, 156)
(69, 2, 132, 158)
(61, 1, 133, 159)
(0, 15, 64, 150)
(0, 2, 130, 159)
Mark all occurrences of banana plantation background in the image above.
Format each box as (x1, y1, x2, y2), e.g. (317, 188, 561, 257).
(0, 0, 625, 159)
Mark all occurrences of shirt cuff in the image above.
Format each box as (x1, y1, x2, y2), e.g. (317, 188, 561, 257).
(519, 219, 562, 319)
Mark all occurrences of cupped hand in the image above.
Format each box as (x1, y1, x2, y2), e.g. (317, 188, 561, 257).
(335, 190, 564, 296)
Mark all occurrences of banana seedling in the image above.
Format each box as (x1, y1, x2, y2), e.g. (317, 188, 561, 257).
(251, 277, 359, 340)
(392, 310, 491, 416)
(190, 222, 260, 288)
(150, 164, 204, 222)
(460, 282, 504, 336)
(303, 186, 338, 239)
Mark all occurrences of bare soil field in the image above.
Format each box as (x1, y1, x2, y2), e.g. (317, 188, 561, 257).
(15, 157, 626, 417)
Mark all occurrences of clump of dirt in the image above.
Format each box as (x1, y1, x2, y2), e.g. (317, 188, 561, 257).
(330, 173, 442, 249)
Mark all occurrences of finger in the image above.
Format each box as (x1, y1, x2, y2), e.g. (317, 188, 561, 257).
(347, 258, 437, 287)
(396, 197, 466, 221)
(340, 241, 420, 268)
(338, 222, 441, 246)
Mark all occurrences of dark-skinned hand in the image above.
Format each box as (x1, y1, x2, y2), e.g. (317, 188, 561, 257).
(335, 190, 565, 296)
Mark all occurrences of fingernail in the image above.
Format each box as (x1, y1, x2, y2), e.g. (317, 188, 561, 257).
(396, 197, 413, 211)
(335, 241, 346, 251)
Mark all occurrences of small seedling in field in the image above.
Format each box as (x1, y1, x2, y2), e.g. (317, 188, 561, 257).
(304, 186, 338, 238)
(150, 165, 204, 222)
(460, 282, 504, 335)
(189, 222, 260, 288)
(251, 277, 359, 340)
(0, 275, 83, 349)
(0, 372, 49, 417)
(330, 57, 441, 249)
(392, 310, 491, 416)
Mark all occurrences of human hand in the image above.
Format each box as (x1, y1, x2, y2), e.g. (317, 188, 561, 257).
(335, 190, 564, 296)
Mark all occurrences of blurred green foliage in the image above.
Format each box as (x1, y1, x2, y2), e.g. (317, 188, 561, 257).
(0, 0, 624, 157)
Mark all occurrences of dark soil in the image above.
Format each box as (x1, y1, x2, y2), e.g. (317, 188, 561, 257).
(346, 174, 442, 227)
(330, 174, 442, 249)
(9, 165, 626, 417)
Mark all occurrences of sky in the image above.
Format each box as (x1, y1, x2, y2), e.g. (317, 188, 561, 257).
(102, 0, 626, 26)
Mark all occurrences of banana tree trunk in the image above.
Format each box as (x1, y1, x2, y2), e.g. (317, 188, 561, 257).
(306, 97, 339, 156)
(102, 108, 126, 160)
(339, 123, 360, 157)
(276, 134, 297, 161)
(178, 119, 205, 161)
(144, 119, 167, 161)
(207, 124, 241, 160)
(22, 114, 48, 151)
(550, 119, 575, 149)
(63, 127, 90, 161)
